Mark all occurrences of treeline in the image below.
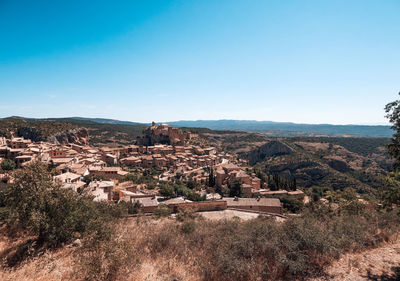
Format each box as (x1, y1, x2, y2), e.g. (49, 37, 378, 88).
(287, 136, 390, 156)
(180, 127, 238, 135)
(254, 169, 297, 191)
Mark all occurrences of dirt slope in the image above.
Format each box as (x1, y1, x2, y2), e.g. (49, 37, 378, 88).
(313, 239, 400, 281)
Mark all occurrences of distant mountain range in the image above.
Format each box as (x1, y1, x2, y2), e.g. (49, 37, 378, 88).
(2, 117, 394, 138)
(70, 117, 147, 126)
(165, 120, 393, 138)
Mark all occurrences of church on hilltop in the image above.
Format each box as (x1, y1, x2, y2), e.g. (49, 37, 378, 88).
(137, 122, 197, 146)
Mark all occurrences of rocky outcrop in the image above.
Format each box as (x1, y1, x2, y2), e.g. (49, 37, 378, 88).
(16, 126, 46, 142)
(248, 140, 293, 165)
(324, 157, 351, 173)
(268, 159, 318, 173)
(48, 128, 89, 145)
(0, 118, 88, 145)
(6, 126, 89, 145)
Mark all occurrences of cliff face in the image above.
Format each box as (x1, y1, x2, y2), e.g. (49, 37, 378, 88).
(0, 118, 87, 144)
(0, 120, 89, 145)
(16, 126, 46, 142)
(49, 128, 89, 145)
(248, 140, 293, 165)
(247, 139, 389, 191)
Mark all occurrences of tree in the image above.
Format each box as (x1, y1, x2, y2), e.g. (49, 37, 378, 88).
(3, 161, 97, 246)
(229, 179, 242, 197)
(159, 183, 175, 198)
(380, 173, 400, 208)
(382, 94, 400, 208)
(385, 92, 400, 169)
(1, 159, 16, 171)
(186, 180, 196, 189)
(342, 187, 357, 201)
(208, 167, 215, 187)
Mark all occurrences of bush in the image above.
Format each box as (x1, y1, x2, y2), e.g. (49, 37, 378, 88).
(78, 221, 138, 281)
(1, 159, 16, 171)
(176, 208, 199, 222)
(153, 204, 172, 218)
(2, 162, 92, 246)
(278, 196, 304, 213)
(180, 220, 196, 234)
(2, 161, 127, 247)
(137, 208, 400, 281)
(127, 201, 142, 215)
(159, 183, 175, 197)
(1, 161, 137, 279)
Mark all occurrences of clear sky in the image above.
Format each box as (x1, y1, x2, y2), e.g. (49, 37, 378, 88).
(0, 0, 399, 124)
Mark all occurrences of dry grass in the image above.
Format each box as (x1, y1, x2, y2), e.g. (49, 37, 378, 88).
(0, 225, 76, 281)
(312, 239, 400, 280)
(1, 209, 399, 281)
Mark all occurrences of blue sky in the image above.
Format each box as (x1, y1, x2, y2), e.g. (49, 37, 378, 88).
(0, 0, 399, 124)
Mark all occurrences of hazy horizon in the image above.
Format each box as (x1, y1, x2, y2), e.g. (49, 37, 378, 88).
(1, 1, 399, 124)
(0, 115, 391, 127)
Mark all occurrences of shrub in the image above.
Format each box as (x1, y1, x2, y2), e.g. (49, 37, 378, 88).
(2, 161, 97, 246)
(78, 221, 138, 281)
(176, 208, 199, 222)
(127, 201, 142, 215)
(1, 159, 16, 171)
(181, 220, 196, 234)
(153, 204, 172, 218)
(137, 208, 400, 281)
(278, 195, 304, 213)
(159, 183, 175, 197)
(2, 161, 127, 248)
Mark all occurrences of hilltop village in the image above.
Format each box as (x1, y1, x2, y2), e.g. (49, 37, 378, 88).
(0, 123, 304, 216)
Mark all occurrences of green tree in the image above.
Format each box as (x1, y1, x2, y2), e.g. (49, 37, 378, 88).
(382, 94, 400, 208)
(342, 187, 357, 201)
(385, 92, 400, 169)
(208, 167, 215, 187)
(229, 179, 242, 197)
(3, 161, 97, 246)
(159, 183, 175, 198)
(1, 159, 16, 171)
(186, 180, 196, 189)
(380, 173, 400, 208)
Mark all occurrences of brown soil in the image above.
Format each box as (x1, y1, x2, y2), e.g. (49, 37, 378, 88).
(312, 238, 400, 281)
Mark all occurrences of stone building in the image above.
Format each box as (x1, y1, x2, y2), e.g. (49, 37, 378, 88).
(137, 123, 197, 146)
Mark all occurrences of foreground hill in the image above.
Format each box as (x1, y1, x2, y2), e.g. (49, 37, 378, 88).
(312, 239, 400, 281)
(1, 213, 399, 281)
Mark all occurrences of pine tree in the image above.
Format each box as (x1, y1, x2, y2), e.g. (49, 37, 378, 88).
(208, 167, 215, 187)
